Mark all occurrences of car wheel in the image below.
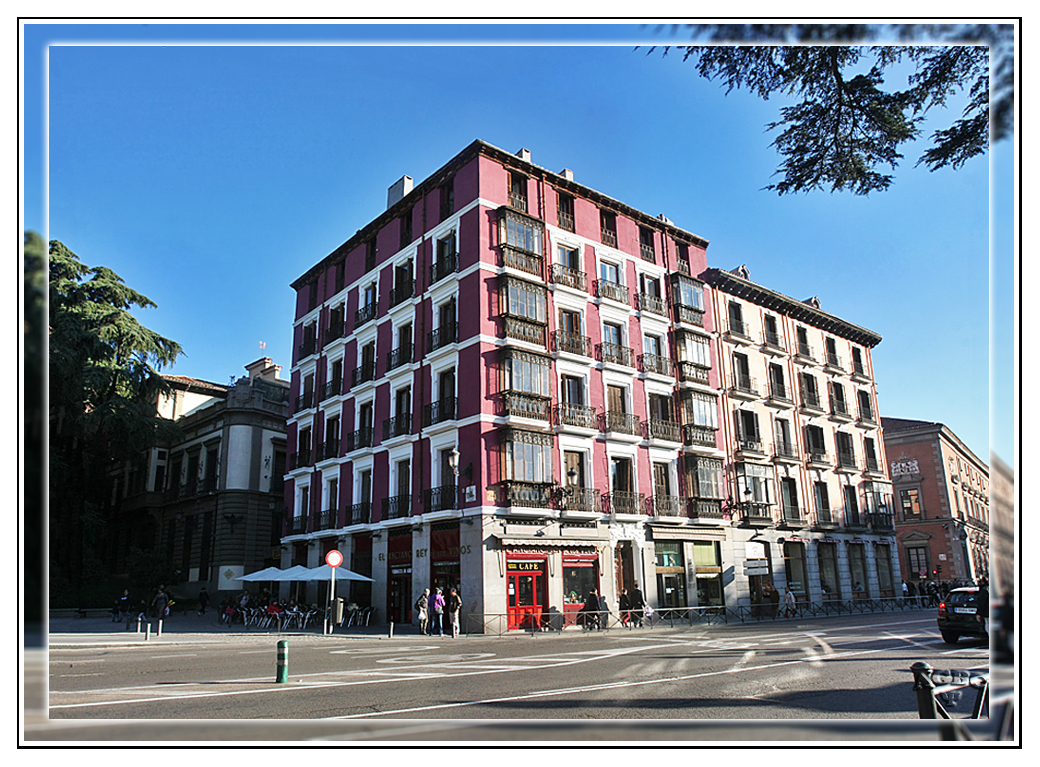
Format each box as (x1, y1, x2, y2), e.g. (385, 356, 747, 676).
(941, 631, 959, 644)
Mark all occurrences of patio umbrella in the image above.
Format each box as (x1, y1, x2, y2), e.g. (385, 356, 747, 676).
(235, 566, 284, 582)
(303, 564, 374, 582)
(277, 565, 317, 581)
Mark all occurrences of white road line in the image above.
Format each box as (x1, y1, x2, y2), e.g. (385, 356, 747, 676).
(58, 673, 103, 678)
(149, 654, 198, 659)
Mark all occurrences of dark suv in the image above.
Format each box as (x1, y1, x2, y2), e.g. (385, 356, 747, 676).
(937, 586, 988, 644)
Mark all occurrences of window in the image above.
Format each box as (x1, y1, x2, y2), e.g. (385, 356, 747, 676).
(848, 545, 868, 595)
(796, 326, 812, 358)
(825, 336, 841, 367)
(680, 391, 718, 429)
(610, 456, 634, 493)
(557, 192, 575, 232)
(737, 462, 773, 504)
(769, 363, 787, 399)
(677, 332, 711, 367)
(900, 488, 922, 519)
(692, 457, 723, 499)
(640, 272, 662, 298)
(600, 210, 617, 246)
(836, 432, 855, 467)
(783, 542, 807, 598)
(875, 544, 895, 596)
(735, 409, 761, 447)
(400, 209, 413, 249)
(557, 244, 580, 269)
(501, 277, 547, 323)
(851, 346, 866, 375)
(599, 259, 622, 286)
(805, 425, 827, 460)
(858, 390, 874, 421)
(801, 372, 821, 408)
(602, 321, 623, 348)
(906, 546, 928, 580)
(775, 418, 795, 455)
(648, 393, 674, 422)
(673, 277, 704, 310)
(644, 333, 662, 358)
(606, 384, 627, 414)
(501, 350, 551, 396)
(764, 314, 781, 347)
(864, 437, 880, 470)
(560, 374, 585, 405)
(733, 352, 753, 392)
(440, 179, 454, 222)
(674, 240, 690, 272)
(503, 429, 553, 483)
(365, 239, 377, 272)
(728, 301, 746, 336)
(499, 210, 543, 254)
(818, 542, 841, 600)
(639, 227, 655, 262)
(831, 382, 849, 415)
(844, 485, 861, 525)
(780, 477, 800, 518)
(814, 481, 831, 521)
(509, 172, 528, 211)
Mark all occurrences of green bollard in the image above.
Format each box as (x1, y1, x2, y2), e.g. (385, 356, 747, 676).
(276, 640, 289, 683)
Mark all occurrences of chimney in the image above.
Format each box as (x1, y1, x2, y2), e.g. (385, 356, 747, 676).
(517, 148, 532, 163)
(658, 214, 673, 225)
(561, 168, 574, 182)
(387, 175, 413, 209)
(245, 357, 282, 382)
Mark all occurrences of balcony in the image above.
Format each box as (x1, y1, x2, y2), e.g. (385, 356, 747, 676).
(382, 414, 412, 440)
(812, 507, 839, 529)
(289, 449, 312, 470)
(837, 450, 859, 471)
(736, 438, 766, 457)
(382, 494, 412, 520)
(321, 378, 342, 401)
(424, 485, 456, 512)
(297, 338, 317, 360)
(599, 342, 634, 368)
(428, 322, 457, 352)
(851, 359, 870, 382)
(601, 228, 618, 248)
(637, 292, 668, 317)
(348, 502, 371, 526)
(508, 192, 528, 213)
(355, 302, 376, 328)
(325, 322, 345, 344)
(806, 449, 831, 467)
(864, 455, 884, 475)
(386, 343, 413, 371)
(678, 361, 710, 385)
(389, 280, 414, 308)
(773, 441, 800, 463)
(499, 480, 551, 509)
(761, 331, 786, 354)
(688, 498, 725, 522)
(830, 398, 854, 421)
(557, 210, 575, 233)
(824, 352, 844, 372)
(603, 410, 642, 437)
(423, 397, 456, 426)
(730, 373, 759, 398)
(726, 319, 752, 341)
(640, 353, 674, 378)
(352, 362, 376, 387)
(346, 427, 373, 453)
(289, 516, 308, 535)
(552, 330, 591, 357)
(640, 242, 656, 263)
(555, 402, 598, 430)
(674, 304, 705, 327)
(319, 438, 340, 462)
(767, 382, 794, 407)
(733, 502, 773, 526)
(595, 279, 629, 305)
(651, 495, 684, 519)
(503, 317, 546, 346)
(682, 424, 717, 449)
(780, 506, 809, 528)
(868, 511, 896, 532)
(858, 406, 877, 426)
(795, 342, 816, 363)
(430, 252, 458, 284)
(502, 246, 543, 278)
(844, 510, 868, 531)
(316, 509, 338, 531)
(608, 491, 645, 516)
(295, 391, 314, 412)
(647, 418, 682, 443)
(561, 487, 602, 514)
(501, 391, 551, 421)
(552, 264, 587, 292)
(801, 391, 826, 413)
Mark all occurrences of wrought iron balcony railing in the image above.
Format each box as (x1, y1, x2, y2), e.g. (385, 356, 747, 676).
(555, 402, 598, 430)
(382, 494, 411, 520)
(595, 279, 628, 304)
(604, 410, 642, 436)
(499, 480, 552, 508)
(552, 330, 591, 357)
(674, 304, 705, 327)
(682, 424, 717, 448)
(349, 502, 371, 526)
(386, 343, 413, 371)
(599, 342, 634, 368)
(428, 322, 457, 352)
(678, 361, 710, 385)
(355, 302, 376, 328)
(608, 490, 645, 515)
(501, 391, 551, 421)
(652, 495, 684, 518)
(431, 251, 458, 284)
(637, 292, 667, 316)
(423, 397, 456, 426)
(502, 246, 543, 277)
(382, 414, 412, 440)
(647, 418, 682, 443)
(640, 353, 674, 377)
(321, 378, 342, 400)
(346, 427, 373, 452)
(552, 264, 587, 292)
(352, 361, 376, 386)
(424, 485, 456, 512)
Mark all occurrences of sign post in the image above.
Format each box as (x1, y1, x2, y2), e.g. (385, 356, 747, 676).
(325, 550, 343, 635)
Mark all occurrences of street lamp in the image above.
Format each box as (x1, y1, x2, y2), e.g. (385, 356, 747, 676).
(723, 487, 755, 520)
(548, 468, 579, 510)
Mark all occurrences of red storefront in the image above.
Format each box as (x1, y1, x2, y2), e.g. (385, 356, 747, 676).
(506, 554, 547, 630)
(430, 521, 462, 595)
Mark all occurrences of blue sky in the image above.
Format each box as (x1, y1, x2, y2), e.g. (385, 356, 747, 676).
(23, 22, 1015, 467)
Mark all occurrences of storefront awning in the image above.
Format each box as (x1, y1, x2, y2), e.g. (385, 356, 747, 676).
(647, 526, 726, 542)
(492, 534, 605, 549)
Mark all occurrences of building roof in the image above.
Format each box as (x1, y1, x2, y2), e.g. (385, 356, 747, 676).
(880, 417, 943, 433)
(163, 375, 230, 396)
(700, 267, 883, 347)
(291, 138, 711, 290)
(881, 416, 988, 473)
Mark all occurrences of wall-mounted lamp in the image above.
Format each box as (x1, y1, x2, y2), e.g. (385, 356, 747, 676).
(459, 517, 475, 526)
(448, 447, 473, 482)
(223, 513, 244, 533)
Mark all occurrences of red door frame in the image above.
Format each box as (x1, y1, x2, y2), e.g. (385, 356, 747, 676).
(506, 555, 546, 630)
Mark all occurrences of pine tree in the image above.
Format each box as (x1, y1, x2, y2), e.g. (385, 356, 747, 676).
(48, 240, 183, 604)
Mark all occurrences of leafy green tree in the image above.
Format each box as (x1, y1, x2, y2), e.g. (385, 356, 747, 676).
(24, 232, 46, 628)
(650, 24, 1013, 194)
(48, 240, 183, 605)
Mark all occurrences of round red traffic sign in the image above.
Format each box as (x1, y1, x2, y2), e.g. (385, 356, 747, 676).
(325, 550, 343, 568)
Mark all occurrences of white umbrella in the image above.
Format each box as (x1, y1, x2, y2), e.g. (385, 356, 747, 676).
(304, 564, 374, 582)
(235, 566, 283, 582)
(277, 565, 317, 581)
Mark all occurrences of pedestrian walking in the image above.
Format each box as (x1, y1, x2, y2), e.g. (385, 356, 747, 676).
(766, 582, 781, 617)
(429, 588, 445, 636)
(113, 589, 132, 622)
(151, 586, 170, 619)
(618, 588, 631, 627)
(629, 587, 645, 628)
(198, 586, 210, 615)
(415, 589, 430, 635)
(901, 580, 909, 603)
(446, 587, 462, 637)
(783, 587, 796, 617)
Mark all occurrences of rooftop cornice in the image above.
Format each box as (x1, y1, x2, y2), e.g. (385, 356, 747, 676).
(699, 267, 882, 348)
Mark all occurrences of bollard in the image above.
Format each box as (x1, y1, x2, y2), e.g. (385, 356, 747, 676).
(276, 640, 289, 683)
(911, 662, 938, 719)
(145, 623, 151, 641)
(389, 621, 394, 639)
(136, 616, 142, 633)
(157, 619, 163, 637)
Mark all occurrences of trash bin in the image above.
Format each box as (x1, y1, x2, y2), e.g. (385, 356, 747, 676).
(332, 597, 345, 625)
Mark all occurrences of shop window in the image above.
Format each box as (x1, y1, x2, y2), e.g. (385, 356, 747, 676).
(783, 541, 808, 600)
(817, 542, 841, 601)
(849, 544, 868, 597)
(875, 543, 895, 597)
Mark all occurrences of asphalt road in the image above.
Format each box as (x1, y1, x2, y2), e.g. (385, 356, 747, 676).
(37, 611, 993, 736)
